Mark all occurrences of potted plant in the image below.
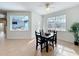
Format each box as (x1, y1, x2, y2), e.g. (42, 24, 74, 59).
(69, 23, 79, 45)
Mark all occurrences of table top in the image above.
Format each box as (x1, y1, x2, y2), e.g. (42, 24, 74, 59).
(42, 33, 54, 38)
(36, 32, 54, 38)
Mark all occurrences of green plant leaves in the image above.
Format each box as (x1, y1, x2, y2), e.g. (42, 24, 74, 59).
(69, 22, 79, 42)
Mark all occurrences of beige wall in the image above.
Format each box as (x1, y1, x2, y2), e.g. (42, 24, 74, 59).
(7, 11, 32, 39)
(42, 6, 79, 43)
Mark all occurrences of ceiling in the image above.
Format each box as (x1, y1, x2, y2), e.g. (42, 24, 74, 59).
(0, 2, 79, 15)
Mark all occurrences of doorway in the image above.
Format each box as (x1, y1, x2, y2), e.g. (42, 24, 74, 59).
(0, 23, 5, 40)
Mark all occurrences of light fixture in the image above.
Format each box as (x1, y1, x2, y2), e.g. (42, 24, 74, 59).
(45, 3, 50, 12)
(46, 7, 50, 11)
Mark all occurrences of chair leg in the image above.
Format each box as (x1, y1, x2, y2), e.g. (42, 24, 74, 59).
(55, 34, 57, 46)
(41, 44, 42, 52)
(55, 38, 57, 46)
(36, 42, 38, 50)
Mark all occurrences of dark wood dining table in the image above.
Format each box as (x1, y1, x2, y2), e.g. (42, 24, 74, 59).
(42, 33, 54, 52)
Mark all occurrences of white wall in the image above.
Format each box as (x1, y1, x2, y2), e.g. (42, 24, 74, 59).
(7, 11, 42, 39)
(31, 12, 42, 39)
(42, 6, 79, 43)
(7, 11, 32, 39)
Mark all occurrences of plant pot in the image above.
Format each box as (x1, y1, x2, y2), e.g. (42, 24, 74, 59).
(74, 41, 78, 45)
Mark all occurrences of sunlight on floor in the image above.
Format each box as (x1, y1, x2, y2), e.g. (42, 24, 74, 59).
(56, 44, 78, 56)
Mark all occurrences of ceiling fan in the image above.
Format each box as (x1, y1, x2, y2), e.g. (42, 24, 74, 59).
(39, 2, 54, 11)
(45, 3, 51, 11)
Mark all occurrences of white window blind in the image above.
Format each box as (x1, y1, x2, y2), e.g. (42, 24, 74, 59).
(47, 15, 66, 31)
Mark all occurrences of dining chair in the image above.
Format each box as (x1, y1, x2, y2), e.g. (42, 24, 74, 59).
(48, 33, 54, 49)
(35, 31, 46, 52)
(48, 30, 57, 46)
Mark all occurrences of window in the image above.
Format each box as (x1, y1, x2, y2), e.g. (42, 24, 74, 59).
(10, 16, 29, 31)
(47, 15, 66, 31)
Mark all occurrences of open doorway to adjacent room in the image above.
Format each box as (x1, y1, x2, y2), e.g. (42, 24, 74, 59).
(0, 23, 5, 40)
(0, 18, 7, 40)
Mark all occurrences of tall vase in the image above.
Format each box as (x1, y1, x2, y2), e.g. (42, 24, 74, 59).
(74, 33, 79, 45)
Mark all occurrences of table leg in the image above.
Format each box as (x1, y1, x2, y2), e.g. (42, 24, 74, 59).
(46, 41, 48, 52)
